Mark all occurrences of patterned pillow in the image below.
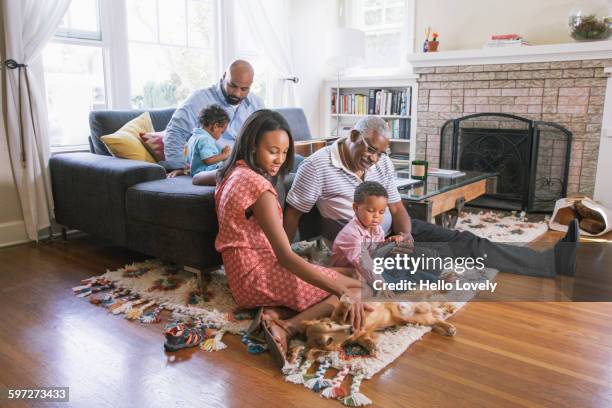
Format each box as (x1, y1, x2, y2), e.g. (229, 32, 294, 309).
(139, 131, 165, 162)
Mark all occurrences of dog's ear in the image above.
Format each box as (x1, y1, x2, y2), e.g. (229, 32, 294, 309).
(299, 319, 319, 332)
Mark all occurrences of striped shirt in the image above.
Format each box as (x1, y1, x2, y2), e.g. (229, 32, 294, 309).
(286, 139, 401, 234)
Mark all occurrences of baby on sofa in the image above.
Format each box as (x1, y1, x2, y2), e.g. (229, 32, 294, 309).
(168, 104, 230, 178)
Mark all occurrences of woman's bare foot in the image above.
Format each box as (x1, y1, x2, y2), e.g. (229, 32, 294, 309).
(263, 316, 298, 360)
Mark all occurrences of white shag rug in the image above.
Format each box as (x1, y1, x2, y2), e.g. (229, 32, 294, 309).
(454, 210, 549, 244)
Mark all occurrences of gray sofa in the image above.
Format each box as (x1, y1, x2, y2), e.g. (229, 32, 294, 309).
(50, 107, 319, 269)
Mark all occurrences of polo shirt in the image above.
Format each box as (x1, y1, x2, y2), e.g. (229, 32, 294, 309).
(329, 215, 385, 286)
(286, 139, 401, 234)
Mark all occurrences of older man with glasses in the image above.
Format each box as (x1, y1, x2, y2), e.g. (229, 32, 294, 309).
(284, 115, 579, 278)
(285, 116, 410, 242)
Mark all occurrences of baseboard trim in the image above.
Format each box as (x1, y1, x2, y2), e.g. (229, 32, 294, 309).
(0, 221, 84, 249)
(0, 221, 30, 248)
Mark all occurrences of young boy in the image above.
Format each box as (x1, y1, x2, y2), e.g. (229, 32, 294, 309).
(330, 181, 407, 289)
(183, 104, 231, 176)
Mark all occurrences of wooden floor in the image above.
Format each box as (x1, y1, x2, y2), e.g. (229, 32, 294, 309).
(1, 234, 612, 407)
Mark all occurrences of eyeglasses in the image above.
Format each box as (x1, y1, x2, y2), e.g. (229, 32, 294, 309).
(360, 134, 390, 157)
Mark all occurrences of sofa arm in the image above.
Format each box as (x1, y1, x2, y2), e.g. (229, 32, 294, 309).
(50, 152, 166, 245)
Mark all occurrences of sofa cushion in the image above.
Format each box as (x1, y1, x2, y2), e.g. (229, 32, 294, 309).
(126, 176, 218, 234)
(139, 130, 166, 162)
(100, 112, 157, 163)
(90, 108, 175, 155)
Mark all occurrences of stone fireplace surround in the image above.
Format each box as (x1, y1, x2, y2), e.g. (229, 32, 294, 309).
(408, 42, 612, 197)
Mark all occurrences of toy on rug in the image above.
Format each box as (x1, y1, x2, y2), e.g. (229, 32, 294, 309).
(163, 321, 205, 352)
(301, 296, 457, 360)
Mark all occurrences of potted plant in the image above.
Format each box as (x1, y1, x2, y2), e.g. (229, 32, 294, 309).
(428, 32, 439, 52)
(568, 9, 611, 41)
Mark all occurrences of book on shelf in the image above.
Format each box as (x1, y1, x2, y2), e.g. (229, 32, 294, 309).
(387, 118, 410, 139)
(428, 168, 466, 178)
(331, 88, 411, 117)
(484, 34, 530, 48)
(491, 33, 521, 40)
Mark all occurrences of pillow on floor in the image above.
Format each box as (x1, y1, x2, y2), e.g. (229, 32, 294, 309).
(100, 112, 156, 163)
(139, 130, 166, 162)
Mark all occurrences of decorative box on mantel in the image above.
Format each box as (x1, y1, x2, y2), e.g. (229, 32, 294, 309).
(407, 41, 612, 198)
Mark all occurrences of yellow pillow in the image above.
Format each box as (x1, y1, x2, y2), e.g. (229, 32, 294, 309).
(100, 112, 157, 163)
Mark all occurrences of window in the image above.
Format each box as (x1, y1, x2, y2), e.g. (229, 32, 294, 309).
(43, 0, 269, 149)
(43, 0, 108, 148)
(126, 0, 218, 109)
(55, 0, 101, 40)
(348, 0, 413, 73)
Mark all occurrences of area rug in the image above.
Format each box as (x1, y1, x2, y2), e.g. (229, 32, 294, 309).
(454, 210, 549, 244)
(72, 242, 495, 406)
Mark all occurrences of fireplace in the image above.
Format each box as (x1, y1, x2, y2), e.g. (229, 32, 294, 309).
(439, 113, 572, 212)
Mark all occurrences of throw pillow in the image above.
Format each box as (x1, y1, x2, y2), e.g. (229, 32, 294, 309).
(100, 112, 156, 163)
(139, 131, 166, 162)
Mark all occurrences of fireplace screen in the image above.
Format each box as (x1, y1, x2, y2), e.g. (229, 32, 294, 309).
(440, 113, 571, 212)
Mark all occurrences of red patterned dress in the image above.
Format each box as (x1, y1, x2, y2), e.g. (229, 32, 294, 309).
(215, 161, 337, 311)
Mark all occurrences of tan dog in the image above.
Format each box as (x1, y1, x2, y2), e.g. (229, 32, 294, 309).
(301, 299, 457, 359)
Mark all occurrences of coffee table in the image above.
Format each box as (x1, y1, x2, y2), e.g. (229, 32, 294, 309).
(397, 171, 498, 228)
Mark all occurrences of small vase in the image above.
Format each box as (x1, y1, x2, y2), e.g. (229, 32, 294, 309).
(411, 160, 428, 180)
(427, 41, 439, 52)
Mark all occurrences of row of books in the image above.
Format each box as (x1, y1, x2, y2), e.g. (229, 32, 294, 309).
(331, 88, 411, 116)
(389, 118, 410, 140)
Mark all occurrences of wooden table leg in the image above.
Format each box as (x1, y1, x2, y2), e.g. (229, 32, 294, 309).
(435, 196, 465, 229)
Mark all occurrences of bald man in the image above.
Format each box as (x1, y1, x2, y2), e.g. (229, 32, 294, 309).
(163, 60, 265, 168)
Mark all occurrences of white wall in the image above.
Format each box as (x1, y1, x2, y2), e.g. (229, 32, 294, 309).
(594, 71, 612, 208)
(413, 0, 610, 51)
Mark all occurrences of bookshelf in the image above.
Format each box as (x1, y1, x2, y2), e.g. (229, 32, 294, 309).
(321, 75, 419, 164)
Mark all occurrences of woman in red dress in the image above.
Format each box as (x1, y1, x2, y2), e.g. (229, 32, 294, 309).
(214, 109, 369, 367)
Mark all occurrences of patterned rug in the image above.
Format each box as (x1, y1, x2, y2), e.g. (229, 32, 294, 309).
(73, 242, 495, 406)
(455, 210, 549, 244)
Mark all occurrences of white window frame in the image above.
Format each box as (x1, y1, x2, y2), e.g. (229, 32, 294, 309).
(47, 0, 225, 152)
(49, 0, 113, 154)
(100, 0, 132, 109)
(344, 0, 415, 77)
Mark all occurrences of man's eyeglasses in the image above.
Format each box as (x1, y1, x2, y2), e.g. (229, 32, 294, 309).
(360, 134, 391, 157)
